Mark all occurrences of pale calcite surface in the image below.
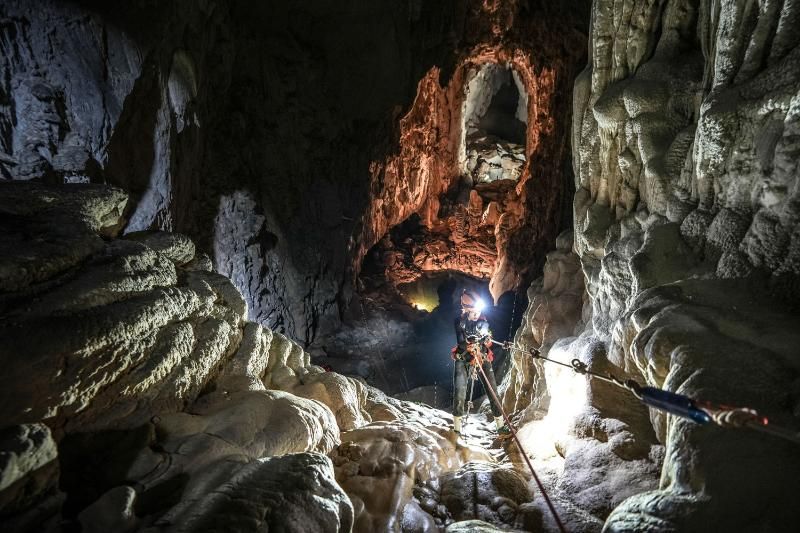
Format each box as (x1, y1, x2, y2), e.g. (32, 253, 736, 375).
(0, 183, 532, 532)
(492, 1, 800, 531)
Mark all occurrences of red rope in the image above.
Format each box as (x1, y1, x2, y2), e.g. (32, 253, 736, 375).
(474, 359, 568, 533)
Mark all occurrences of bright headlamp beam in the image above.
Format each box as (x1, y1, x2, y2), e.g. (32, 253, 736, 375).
(473, 298, 486, 313)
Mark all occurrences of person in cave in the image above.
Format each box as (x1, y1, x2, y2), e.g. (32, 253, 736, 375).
(451, 290, 508, 436)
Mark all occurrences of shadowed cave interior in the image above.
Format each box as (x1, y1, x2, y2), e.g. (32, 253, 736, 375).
(1, 1, 800, 533)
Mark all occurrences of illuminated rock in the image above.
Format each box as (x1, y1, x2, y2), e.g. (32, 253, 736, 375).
(358, 3, 587, 301)
(603, 280, 800, 531)
(331, 418, 494, 532)
(521, 0, 800, 529)
(275, 371, 372, 432)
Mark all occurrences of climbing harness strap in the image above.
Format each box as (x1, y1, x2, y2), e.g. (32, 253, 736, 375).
(496, 341, 800, 445)
(470, 347, 568, 533)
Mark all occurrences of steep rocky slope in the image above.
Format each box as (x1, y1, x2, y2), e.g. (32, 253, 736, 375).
(0, 183, 540, 533)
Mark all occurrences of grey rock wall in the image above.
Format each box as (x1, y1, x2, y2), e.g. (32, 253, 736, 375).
(538, 0, 800, 530)
(0, 1, 142, 182)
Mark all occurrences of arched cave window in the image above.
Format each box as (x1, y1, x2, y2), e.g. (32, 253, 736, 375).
(461, 63, 527, 184)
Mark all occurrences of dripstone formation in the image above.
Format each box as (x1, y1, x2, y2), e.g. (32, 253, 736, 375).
(1, 1, 800, 532)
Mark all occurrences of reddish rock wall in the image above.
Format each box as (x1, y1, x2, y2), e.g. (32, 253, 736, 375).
(358, 1, 588, 301)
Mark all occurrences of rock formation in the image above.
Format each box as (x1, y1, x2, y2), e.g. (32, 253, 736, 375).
(0, 0, 472, 345)
(360, 1, 589, 302)
(495, 1, 800, 531)
(0, 183, 534, 532)
(2, 0, 800, 532)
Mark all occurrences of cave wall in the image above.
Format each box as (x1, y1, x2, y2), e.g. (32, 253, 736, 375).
(0, 0, 593, 344)
(499, 1, 800, 531)
(359, 0, 590, 303)
(0, 0, 466, 345)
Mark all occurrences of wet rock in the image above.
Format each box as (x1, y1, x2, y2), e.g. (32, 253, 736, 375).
(332, 417, 492, 532)
(445, 519, 510, 532)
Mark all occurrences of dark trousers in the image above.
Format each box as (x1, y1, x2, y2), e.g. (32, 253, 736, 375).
(452, 359, 502, 417)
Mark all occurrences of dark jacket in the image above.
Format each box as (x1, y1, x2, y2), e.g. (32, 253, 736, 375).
(453, 314, 494, 362)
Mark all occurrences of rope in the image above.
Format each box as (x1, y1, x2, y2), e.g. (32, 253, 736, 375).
(506, 288, 519, 342)
(465, 365, 477, 422)
(470, 349, 568, 533)
(496, 341, 800, 445)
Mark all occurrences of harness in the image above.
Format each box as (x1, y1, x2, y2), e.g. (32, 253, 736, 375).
(452, 317, 494, 422)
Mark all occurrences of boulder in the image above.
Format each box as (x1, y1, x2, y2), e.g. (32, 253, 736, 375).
(154, 453, 353, 533)
(0, 424, 58, 516)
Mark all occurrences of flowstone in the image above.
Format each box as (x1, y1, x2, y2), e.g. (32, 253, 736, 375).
(0, 183, 533, 533)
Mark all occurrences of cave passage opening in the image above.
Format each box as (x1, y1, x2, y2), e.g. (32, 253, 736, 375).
(312, 64, 533, 406)
(309, 213, 525, 408)
(461, 63, 528, 185)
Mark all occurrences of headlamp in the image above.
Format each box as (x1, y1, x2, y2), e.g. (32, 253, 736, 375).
(473, 298, 486, 314)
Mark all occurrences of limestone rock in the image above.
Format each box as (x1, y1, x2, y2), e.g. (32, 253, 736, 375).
(155, 453, 353, 533)
(440, 462, 531, 527)
(500, 230, 585, 415)
(159, 389, 340, 462)
(0, 183, 249, 432)
(77, 486, 138, 533)
(358, 3, 588, 303)
(0, 424, 58, 516)
(332, 418, 493, 532)
(276, 371, 371, 431)
(445, 519, 512, 532)
(219, 322, 273, 392)
(569, 3, 800, 528)
(465, 134, 526, 184)
(0, 182, 127, 293)
(125, 231, 196, 265)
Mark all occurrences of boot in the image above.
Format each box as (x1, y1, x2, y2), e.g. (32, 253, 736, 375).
(453, 415, 463, 435)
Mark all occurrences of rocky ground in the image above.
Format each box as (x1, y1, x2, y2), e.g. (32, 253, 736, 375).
(0, 183, 558, 533)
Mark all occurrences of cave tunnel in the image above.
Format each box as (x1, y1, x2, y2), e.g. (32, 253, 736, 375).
(2, 1, 800, 532)
(462, 63, 528, 184)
